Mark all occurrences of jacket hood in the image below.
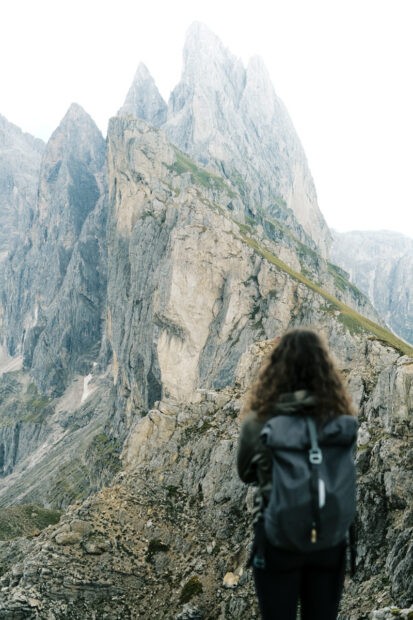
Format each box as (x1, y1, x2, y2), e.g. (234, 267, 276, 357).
(272, 390, 317, 415)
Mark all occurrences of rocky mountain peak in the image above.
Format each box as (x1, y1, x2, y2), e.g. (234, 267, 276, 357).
(163, 24, 331, 255)
(115, 24, 331, 255)
(59, 102, 100, 133)
(183, 21, 226, 61)
(33, 104, 105, 245)
(178, 21, 245, 96)
(0, 103, 108, 394)
(0, 114, 44, 152)
(244, 55, 283, 120)
(45, 103, 106, 172)
(0, 115, 44, 259)
(118, 63, 167, 128)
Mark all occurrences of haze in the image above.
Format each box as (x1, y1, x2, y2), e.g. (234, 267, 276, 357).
(2, 0, 412, 237)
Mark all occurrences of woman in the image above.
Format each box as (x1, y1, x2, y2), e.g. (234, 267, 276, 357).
(237, 327, 356, 620)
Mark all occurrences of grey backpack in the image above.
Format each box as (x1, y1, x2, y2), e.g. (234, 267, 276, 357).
(260, 414, 357, 552)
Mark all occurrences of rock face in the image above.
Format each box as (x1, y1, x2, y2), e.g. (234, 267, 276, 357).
(118, 62, 168, 127)
(0, 336, 411, 619)
(0, 115, 44, 371)
(106, 117, 300, 410)
(0, 23, 411, 620)
(1, 104, 107, 395)
(124, 23, 331, 256)
(331, 230, 413, 344)
(105, 118, 384, 414)
(0, 115, 44, 262)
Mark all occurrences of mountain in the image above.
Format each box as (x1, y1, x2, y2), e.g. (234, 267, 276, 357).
(331, 230, 413, 344)
(1, 104, 107, 394)
(0, 115, 44, 262)
(0, 24, 411, 619)
(120, 22, 332, 257)
(118, 62, 168, 127)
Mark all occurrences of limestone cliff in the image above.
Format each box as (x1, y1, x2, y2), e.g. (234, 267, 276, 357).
(118, 62, 168, 127)
(123, 23, 331, 256)
(1, 104, 107, 395)
(0, 115, 44, 373)
(331, 230, 413, 344)
(105, 118, 386, 414)
(0, 114, 392, 507)
(0, 114, 44, 262)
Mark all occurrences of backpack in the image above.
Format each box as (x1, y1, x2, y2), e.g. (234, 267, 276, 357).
(260, 414, 357, 553)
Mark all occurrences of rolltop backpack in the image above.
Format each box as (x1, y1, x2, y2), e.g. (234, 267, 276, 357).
(260, 414, 358, 553)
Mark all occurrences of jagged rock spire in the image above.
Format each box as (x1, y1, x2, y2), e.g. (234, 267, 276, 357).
(179, 22, 245, 91)
(163, 23, 331, 254)
(36, 103, 105, 235)
(0, 115, 44, 259)
(118, 62, 167, 127)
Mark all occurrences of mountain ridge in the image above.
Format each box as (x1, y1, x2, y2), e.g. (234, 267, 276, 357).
(118, 22, 331, 257)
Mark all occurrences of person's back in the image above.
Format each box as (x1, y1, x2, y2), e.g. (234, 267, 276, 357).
(237, 327, 357, 620)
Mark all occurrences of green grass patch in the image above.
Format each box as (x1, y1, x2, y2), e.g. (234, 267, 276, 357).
(243, 205, 322, 275)
(327, 262, 364, 300)
(51, 459, 91, 504)
(238, 229, 413, 357)
(179, 576, 203, 604)
(169, 149, 237, 197)
(0, 504, 61, 540)
(0, 380, 52, 426)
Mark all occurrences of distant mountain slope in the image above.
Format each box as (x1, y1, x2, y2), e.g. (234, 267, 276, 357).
(331, 230, 413, 344)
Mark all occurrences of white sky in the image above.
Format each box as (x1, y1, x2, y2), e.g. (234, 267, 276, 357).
(2, 0, 412, 238)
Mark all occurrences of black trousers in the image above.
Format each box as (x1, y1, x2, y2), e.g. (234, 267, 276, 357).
(252, 534, 346, 620)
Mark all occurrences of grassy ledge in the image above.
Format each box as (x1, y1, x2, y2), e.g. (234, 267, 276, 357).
(239, 230, 413, 357)
(0, 504, 62, 540)
(168, 149, 237, 197)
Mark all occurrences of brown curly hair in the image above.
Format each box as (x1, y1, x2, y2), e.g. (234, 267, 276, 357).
(246, 328, 355, 421)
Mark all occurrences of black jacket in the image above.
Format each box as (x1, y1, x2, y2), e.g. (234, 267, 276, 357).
(236, 390, 316, 522)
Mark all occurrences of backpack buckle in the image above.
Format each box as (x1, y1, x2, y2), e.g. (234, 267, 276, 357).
(309, 448, 323, 464)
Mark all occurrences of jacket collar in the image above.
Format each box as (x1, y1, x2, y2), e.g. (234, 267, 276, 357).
(274, 390, 316, 414)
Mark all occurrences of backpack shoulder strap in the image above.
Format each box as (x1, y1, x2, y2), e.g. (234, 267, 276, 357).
(306, 417, 322, 543)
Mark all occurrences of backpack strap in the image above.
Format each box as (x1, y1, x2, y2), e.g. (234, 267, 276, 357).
(306, 417, 322, 543)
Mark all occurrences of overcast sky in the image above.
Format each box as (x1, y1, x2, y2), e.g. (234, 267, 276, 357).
(2, 0, 412, 238)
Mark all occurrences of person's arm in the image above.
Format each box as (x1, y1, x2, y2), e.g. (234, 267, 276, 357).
(237, 416, 268, 484)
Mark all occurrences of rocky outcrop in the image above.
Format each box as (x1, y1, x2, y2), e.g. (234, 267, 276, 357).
(0, 333, 411, 618)
(118, 62, 168, 127)
(105, 117, 385, 414)
(331, 230, 413, 344)
(106, 116, 284, 410)
(341, 355, 413, 617)
(1, 104, 107, 395)
(0, 114, 44, 262)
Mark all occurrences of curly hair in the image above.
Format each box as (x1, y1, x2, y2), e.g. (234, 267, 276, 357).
(246, 328, 355, 421)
